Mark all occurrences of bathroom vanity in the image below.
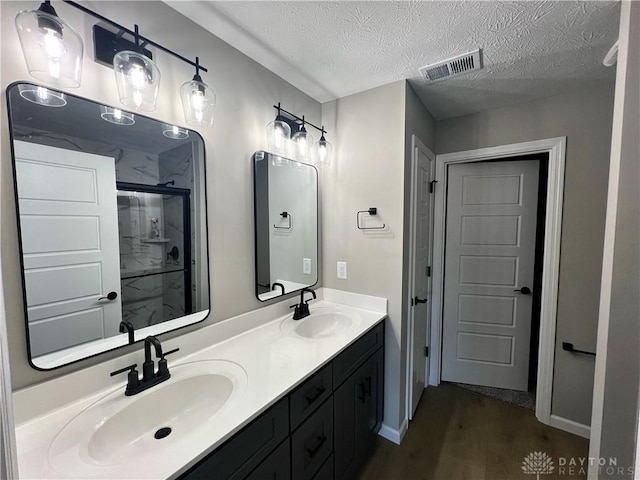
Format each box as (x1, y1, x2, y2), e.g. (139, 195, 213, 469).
(14, 290, 387, 480)
(180, 321, 384, 480)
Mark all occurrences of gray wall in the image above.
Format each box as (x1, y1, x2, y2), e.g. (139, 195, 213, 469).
(437, 84, 616, 426)
(598, 1, 640, 475)
(1, 1, 321, 389)
(321, 81, 407, 430)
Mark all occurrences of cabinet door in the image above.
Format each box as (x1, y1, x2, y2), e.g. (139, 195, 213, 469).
(333, 371, 360, 480)
(334, 348, 384, 480)
(245, 439, 291, 480)
(357, 349, 384, 458)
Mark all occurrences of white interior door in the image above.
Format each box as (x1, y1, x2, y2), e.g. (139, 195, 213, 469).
(14, 141, 122, 357)
(409, 140, 434, 418)
(441, 159, 539, 391)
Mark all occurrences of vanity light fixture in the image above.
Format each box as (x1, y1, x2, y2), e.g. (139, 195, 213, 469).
(314, 127, 333, 167)
(266, 103, 293, 156)
(15, 1, 83, 88)
(100, 106, 135, 125)
(30, 1, 213, 124)
(181, 57, 216, 127)
(162, 124, 189, 140)
(17, 83, 67, 107)
(113, 25, 160, 112)
(292, 116, 314, 162)
(267, 104, 332, 165)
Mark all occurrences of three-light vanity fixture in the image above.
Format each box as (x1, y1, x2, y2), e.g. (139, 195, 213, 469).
(267, 103, 333, 166)
(15, 1, 216, 127)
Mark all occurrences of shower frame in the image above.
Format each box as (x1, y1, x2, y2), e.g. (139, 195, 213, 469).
(116, 181, 193, 315)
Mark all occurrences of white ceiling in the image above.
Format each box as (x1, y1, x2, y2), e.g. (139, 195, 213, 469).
(167, 1, 620, 119)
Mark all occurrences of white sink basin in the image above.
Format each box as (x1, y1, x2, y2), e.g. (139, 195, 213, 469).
(48, 360, 247, 475)
(281, 309, 361, 339)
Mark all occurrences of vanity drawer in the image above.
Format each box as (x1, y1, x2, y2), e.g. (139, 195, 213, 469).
(290, 364, 332, 431)
(333, 322, 384, 387)
(245, 438, 291, 480)
(291, 398, 333, 480)
(179, 398, 289, 480)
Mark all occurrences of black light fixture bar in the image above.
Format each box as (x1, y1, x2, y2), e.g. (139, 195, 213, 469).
(273, 103, 327, 135)
(61, 0, 208, 72)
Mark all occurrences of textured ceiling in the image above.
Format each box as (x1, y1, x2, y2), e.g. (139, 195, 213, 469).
(166, 1, 620, 119)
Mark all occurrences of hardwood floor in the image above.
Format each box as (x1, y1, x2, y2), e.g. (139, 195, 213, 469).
(359, 383, 589, 480)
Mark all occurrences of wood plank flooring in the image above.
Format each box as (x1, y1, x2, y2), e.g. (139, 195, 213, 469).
(359, 383, 589, 480)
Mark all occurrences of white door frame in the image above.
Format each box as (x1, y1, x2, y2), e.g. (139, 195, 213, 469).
(430, 137, 567, 430)
(406, 135, 435, 420)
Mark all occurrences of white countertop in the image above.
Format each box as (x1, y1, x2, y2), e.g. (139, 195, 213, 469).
(14, 289, 387, 479)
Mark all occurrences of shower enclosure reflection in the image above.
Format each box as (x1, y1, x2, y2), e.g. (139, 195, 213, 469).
(117, 183, 192, 329)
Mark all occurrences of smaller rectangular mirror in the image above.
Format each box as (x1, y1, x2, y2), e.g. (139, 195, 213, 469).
(253, 151, 318, 301)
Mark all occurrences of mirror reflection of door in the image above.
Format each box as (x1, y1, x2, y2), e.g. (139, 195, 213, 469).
(14, 141, 122, 357)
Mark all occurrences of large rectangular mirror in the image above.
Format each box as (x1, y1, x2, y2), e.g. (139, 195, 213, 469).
(7, 82, 210, 370)
(253, 151, 318, 301)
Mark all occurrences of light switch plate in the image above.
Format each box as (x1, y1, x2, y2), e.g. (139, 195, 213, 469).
(337, 261, 347, 279)
(303, 258, 311, 275)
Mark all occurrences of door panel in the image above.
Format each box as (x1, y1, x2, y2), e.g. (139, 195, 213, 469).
(409, 144, 434, 418)
(442, 160, 539, 391)
(14, 141, 122, 356)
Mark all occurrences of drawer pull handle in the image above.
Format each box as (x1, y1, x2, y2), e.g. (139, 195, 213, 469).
(365, 376, 372, 397)
(357, 382, 366, 402)
(306, 435, 327, 458)
(304, 386, 327, 406)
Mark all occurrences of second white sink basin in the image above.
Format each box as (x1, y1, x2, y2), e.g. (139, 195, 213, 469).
(281, 309, 361, 339)
(48, 360, 247, 476)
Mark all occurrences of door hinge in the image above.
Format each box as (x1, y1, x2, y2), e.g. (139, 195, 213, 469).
(426, 266, 431, 277)
(429, 180, 438, 194)
(424, 346, 429, 357)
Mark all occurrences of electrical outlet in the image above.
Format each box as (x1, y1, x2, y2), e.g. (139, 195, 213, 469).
(337, 261, 347, 279)
(303, 258, 311, 275)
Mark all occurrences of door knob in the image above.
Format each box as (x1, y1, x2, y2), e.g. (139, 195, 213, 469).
(98, 291, 118, 301)
(514, 286, 531, 295)
(413, 297, 428, 305)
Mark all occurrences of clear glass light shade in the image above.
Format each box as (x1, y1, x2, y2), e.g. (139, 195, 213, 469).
(18, 84, 66, 107)
(162, 124, 189, 140)
(314, 138, 333, 167)
(180, 78, 216, 128)
(266, 119, 291, 156)
(15, 9, 83, 88)
(100, 106, 135, 125)
(113, 51, 160, 112)
(292, 129, 314, 161)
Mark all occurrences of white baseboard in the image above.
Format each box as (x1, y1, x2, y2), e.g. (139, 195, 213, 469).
(548, 414, 591, 439)
(378, 418, 409, 445)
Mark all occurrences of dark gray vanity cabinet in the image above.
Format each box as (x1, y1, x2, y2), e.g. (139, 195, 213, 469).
(178, 321, 384, 480)
(333, 336, 384, 480)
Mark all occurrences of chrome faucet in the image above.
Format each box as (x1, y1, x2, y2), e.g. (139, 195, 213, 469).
(110, 335, 179, 396)
(291, 288, 316, 320)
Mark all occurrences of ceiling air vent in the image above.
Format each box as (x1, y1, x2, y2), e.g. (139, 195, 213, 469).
(419, 49, 483, 84)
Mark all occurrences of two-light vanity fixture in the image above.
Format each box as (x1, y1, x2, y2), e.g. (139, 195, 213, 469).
(15, 0, 215, 128)
(267, 103, 333, 167)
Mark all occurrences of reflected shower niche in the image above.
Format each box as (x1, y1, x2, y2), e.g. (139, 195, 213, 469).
(117, 183, 192, 329)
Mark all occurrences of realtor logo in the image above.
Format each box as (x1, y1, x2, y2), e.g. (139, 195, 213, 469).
(522, 451, 555, 479)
